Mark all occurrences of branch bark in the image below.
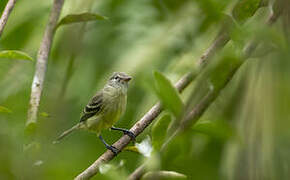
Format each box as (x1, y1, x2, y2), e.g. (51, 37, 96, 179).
(74, 78, 187, 180)
(74, 22, 230, 180)
(198, 32, 230, 67)
(0, 0, 17, 38)
(162, 6, 280, 161)
(75, 1, 275, 177)
(26, 0, 65, 129)
(128, 11, 280, 180)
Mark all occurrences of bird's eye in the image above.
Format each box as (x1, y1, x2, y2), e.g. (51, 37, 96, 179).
(114, 76, 119, 80)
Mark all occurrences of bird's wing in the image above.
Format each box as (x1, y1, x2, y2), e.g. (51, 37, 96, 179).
(80, 91, 103, 122)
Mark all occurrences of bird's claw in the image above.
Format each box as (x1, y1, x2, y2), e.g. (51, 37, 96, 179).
(123, 130, 136, 141)
(107, 145, 119, 155)
(111, 127, 136, 141)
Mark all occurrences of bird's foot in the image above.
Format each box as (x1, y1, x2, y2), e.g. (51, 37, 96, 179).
(111, 127, 136, 141)
(106, 145, 119, 155)
(99, 135, 120, 155)
(123, 130, 136, 141)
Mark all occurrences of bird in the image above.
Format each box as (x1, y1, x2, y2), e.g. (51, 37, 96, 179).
(54, 72, 134, 154)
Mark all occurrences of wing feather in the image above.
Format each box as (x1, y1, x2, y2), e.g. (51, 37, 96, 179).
(80, 92, 103, 122)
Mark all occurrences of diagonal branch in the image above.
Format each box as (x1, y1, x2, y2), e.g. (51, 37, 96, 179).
(162, 4, 280, 163)
(26, 0, 65, 129)
(75, 0, 274, 177)
(74, 75, 191, 180)
(0, 0, 17, 38)
(128, 11, 280, 180)
(74, 23, 231, 180)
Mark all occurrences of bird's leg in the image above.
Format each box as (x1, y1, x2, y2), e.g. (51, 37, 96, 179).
(98, 135, 119, 155)
(111, 126, 136, 141)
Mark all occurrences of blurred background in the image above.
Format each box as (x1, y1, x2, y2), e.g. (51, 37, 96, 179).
(0, 0, 290, 179)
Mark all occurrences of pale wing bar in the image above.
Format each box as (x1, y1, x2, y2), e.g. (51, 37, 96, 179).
(80, 92, 103, 122)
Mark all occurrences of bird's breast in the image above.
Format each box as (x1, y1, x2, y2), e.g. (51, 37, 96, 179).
(102, 93, 127, 126)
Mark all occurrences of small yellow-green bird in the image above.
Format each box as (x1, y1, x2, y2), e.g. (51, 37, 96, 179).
(55, 72, 134, 154)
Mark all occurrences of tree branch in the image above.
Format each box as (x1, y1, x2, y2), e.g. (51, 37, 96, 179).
(0, 0, 17, 38)
(75, 1, 275, 178)
(26, 0, 65, 129)
(128, 11, 280, 180)
(162, 6, 280, 161)
(74, 21, 230, 180)
(198, 32, 230, 67)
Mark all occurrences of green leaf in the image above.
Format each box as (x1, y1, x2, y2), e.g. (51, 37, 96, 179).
(40, 112, 50, 118)
(232, 0, 261, 23)
(0, 50, 33, 61)
(192, 120, 234, 140)
(141, 171, 187, 180)
(0, 106, 12, 113)
(154, 71, 184, 117)
(123, 146, 140, 153)
(56, 12, 107, 29)
(152, 114, 171, 150)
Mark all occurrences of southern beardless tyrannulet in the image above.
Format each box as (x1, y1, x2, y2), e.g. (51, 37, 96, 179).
(55, 72, 134, 154)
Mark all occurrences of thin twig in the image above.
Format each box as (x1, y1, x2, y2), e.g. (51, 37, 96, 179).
(161, 90, 215, 151)
(75, 1, 273, 178)
(128, 90, 216, 180)
(0, 0, 17, 38)
(26, 0, 65, 129)
(162, 8, 280, 155)
(74, 23, 230, 180)
(198, 32, 230, 67)
(128, 11, 280, 180)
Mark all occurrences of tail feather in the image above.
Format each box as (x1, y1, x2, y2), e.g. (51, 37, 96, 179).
(53, 123, 80, 144)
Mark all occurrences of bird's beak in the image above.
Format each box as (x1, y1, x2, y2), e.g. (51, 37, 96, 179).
(124, 76, 132, 82)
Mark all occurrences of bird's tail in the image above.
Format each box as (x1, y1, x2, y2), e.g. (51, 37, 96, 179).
(53, 123, 81, 144)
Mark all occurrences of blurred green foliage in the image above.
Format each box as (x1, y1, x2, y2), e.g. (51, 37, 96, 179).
(154, 71, 184, 117)
(0, 0, 289, 180)
(152, 113, 171, 151)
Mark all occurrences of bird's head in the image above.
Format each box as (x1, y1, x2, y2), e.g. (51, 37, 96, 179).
(108, 72, 132, 90)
